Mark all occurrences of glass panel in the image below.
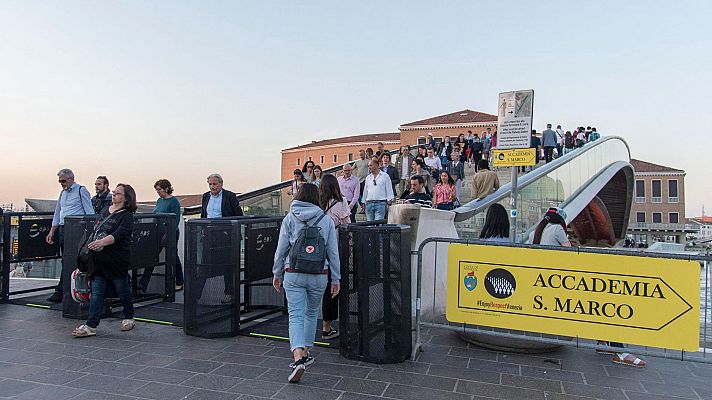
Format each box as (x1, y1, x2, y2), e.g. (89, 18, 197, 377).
(637, 212, 646, 223)
(668, 179, 678, 197)
(670, 213, 679, 224)
(636, 180, 645, 197)
(652, 180, 662, 197)
(653, 213, 662, 223)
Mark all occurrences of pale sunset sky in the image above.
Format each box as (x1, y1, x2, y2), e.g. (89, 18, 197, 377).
(1, 1, 710, 216)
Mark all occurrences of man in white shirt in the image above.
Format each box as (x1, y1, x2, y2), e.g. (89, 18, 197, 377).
(360, 159, 394, 221)
(424, 147, 442, 174)
(555, 125, 565, 157)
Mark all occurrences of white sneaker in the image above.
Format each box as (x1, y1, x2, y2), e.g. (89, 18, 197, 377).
(121, 319, 135, 331)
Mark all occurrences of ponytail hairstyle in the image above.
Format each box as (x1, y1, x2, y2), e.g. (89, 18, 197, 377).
(532, 207, 568, 245)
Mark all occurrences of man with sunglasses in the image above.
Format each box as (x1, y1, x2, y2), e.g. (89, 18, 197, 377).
(46, 168, 95, 303)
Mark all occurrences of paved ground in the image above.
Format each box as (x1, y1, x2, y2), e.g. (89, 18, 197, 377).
(1, 303, 712, 400)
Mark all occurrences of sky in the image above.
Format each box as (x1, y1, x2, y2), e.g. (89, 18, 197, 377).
(1, 1, 710, 216)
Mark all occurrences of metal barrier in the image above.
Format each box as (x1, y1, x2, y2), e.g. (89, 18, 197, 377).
(412, 237, 712, 363)
(62, 213, 177, 319)
(0, 212, 62, 303)
(339, 223, 412, 363)
(183, 216, 283, 338)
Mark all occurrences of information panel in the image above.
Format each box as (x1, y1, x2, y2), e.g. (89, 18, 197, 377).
(17, 219, 59, 260)
(446, 244, 700, 350)
(496, 89, 534, 150)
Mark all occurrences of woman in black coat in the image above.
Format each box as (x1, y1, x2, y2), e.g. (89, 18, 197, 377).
(72, 184, 137, 337)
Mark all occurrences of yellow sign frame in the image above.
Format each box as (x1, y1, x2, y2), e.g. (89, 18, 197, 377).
(492, 148, 536, 167)
(446, 244, 700, 350)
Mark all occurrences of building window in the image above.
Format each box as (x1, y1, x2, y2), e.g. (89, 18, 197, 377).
(669, 212, 679, 224)
(635, 180, 645, 203)
(333, 154, 337, 163)
(417, 137, 426, 145)
(651, 180, 662, 203)
(348, 153, 353, 162)
(297, 158, 301, 166)
(320, 155, 324, 164)
(652, 212, 662, 223)
(636, 212, 646, 223)
(668, 179, 679, 203)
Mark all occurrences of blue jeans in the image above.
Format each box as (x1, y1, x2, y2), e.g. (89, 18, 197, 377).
(283, 272, 328, 351)
(87, 275, 134, 328)
(365, 200, 387, 221)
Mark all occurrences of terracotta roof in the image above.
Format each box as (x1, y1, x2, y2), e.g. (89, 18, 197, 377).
(689, 216, 712, 224)
(630, 159, 684, 173)
(283, 132, 400, 151)
(400, 109, 498, 128)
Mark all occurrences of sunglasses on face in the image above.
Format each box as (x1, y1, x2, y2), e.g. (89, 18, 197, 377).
(58, 179, 68, 183)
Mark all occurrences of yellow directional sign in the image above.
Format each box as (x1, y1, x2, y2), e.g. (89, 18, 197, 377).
(492, 148, 536, 167)
(446, 244, 700, 350)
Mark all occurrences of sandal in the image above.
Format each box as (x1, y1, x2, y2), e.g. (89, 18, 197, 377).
(612, 352, 646, 368)
(595, 341, 618, 355)
(72, 324, 96, 337)
(121, 319, 135, 331)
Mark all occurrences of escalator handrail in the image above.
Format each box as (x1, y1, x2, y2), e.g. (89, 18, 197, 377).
(454, 135, 631, 222)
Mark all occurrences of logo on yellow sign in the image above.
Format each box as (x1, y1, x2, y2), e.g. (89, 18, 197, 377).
(447, 244, 700, 350)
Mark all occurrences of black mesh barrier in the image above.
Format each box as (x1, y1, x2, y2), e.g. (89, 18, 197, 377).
(184, 219, 241, 338)
(338, 223, 412, 363)
(184, 216, 286, 338)
(1, 212, 61, 303)
(62, 214, 176, 320)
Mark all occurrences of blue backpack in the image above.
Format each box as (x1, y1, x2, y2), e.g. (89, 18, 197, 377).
(288, 213, 328, 274)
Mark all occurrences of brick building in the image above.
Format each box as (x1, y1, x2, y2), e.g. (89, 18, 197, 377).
(280, 109, 497, 180)
(628, 159, 694, 244)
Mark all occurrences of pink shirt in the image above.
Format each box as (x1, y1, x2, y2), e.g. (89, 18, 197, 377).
(434, 183, 455, 205)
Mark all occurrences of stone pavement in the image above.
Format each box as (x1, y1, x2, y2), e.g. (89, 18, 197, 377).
(1, 304, 711, 400)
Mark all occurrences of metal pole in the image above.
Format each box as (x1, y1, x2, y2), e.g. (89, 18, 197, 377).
(509, 167, 518, 243)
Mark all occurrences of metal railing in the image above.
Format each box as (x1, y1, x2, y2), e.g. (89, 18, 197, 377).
(412, 237, 712, 363)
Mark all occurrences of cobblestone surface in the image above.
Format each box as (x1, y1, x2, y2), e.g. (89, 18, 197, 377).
(0, 303, 710, 399)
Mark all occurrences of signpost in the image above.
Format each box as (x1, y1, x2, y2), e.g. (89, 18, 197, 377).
(496, 89, 534, 241)
(446, 244, 700, 350)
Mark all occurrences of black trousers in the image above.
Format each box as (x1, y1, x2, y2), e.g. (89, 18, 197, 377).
(322, 274, 338, 323)
(544, 146, 554, 163)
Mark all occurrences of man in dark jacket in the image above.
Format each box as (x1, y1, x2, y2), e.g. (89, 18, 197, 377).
(91, 176, 112, 214)
(201, 174, 243, 218)
(201, 173, 243, 303)
(379, 153, 400, 196)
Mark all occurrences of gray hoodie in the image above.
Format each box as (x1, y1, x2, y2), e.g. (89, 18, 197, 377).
(272, 200, 341, 282)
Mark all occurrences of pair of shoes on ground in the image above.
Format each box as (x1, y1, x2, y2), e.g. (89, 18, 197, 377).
(72, 319, 135, 337)
(47, 292, 63, 303)
(322, 328, 339, 340)
(596, 341, 646, 368)
(288, 353, 314, 383)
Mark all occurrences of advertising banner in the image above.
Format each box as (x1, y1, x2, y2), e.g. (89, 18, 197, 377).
(446, 244, 700, 350)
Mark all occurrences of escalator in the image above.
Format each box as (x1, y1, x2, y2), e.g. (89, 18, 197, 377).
(454, 136, 633, 245)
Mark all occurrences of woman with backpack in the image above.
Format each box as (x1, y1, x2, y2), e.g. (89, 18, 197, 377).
(527, 207, 572, 247)
(272, 183, 341, 383)
(319, 174, 351, 340)
(72, 184, 137, 337)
